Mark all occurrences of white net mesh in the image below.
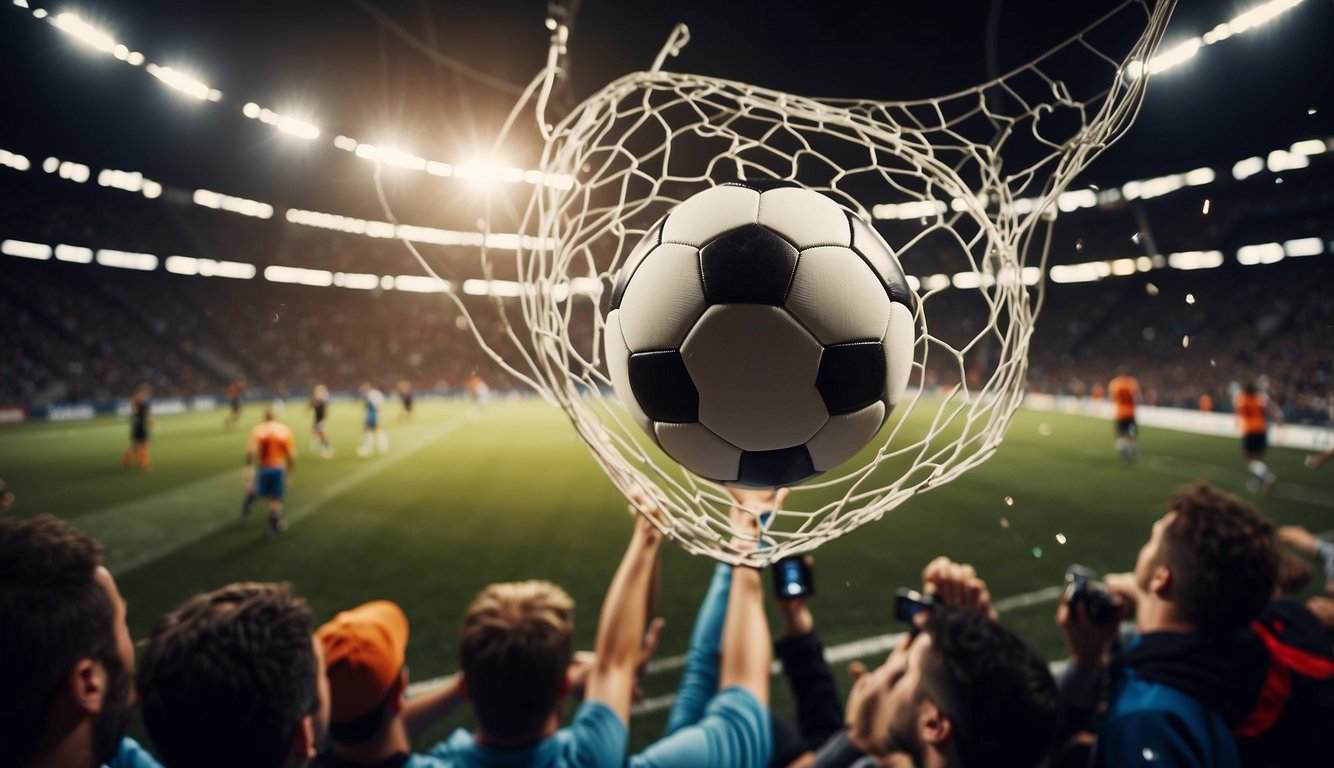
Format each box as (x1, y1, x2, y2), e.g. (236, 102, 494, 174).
(398, 0, 1176, 565)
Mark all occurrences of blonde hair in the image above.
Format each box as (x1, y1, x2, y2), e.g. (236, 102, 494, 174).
(460, 581, 574, 740)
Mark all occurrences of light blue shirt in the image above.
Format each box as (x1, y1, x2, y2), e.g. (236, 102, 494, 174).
(425, 700, 627, 768)
(105, 737, 162, 768)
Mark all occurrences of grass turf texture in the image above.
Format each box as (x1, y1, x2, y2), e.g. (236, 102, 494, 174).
(2, 396, 1330, 751)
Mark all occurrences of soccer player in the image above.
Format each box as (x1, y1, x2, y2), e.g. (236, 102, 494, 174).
(225, 375, 247, 429)
(309, 384, 333, 458)
(243, 407, 298, 535)
(1235, 381, 1283, 494)
(1108, 371, 1141, 464)
(357, 383, 388, 457)
(122, 383, 153, 471)
(396, 379, 414, 422)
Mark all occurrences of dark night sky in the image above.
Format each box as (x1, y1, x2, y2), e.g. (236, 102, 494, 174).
(1, 0, 1331, 218)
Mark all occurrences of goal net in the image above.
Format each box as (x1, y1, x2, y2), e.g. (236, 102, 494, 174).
(403, 0, 1175, 564)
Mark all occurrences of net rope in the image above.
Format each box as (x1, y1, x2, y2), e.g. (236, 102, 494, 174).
(385, 0, 1176, 565)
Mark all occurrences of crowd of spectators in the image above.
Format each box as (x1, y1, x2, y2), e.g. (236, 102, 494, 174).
(2, 148, 1331, 424)
(4, 474, 1332, 768)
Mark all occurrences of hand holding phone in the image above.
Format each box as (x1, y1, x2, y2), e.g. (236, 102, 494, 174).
(894, 588, 936, 624)
(772, 555, 814, 600)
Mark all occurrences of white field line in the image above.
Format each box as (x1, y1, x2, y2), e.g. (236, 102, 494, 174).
(82, 415, 469, 575)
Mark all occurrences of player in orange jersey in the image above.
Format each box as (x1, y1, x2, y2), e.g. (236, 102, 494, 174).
(242, 407, 297, 535)
(1235, 382, 1284, 494)
(1108, 372, 1141, 464)
(121, 383, 153, 471)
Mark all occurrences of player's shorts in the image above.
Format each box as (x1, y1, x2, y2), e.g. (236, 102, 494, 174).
(313, 419, 326, 433)
(402, 396, 414, 411)
(230, 398, 241, 413)
(256, 467, 286, 499)
(365, 413, 379, 429)
(1243, 432, 1267, 455)
(132, 425, 148, 442)
(1115, 418, 1137, 437)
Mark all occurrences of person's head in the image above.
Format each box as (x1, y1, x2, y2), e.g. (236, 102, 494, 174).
(314, 385, 328, 400)
(1133, 480, 1278, 635)
(1276, 549, 1313, 597)
(459, 580, 574, 742)
(0, 515, 135, 768)
(135, 383, 152, 399)
(137, 582, 329, 768)
(845, 608, 1057, 768)
(264, 407, 276, 422)
(315, 601, 410, 746)
(1243, 381, 1258, 396)
(359, 383, 371, 395)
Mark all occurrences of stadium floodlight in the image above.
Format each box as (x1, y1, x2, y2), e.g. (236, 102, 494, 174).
(96, 249, 157, 271)
(1237, 243, 1285, 265)
(1183, 167, 1215, 186)
(1267, 149, 1310, 172)
(1050, 262, 1111, 284)
(1283, 237, 1324, 257)
(192, 189, 273, 219)
(54, 244, 93, 263)
(871, 200, 948, 221)
(391, 275, 450, 293)
(354, 143, 427, 171)
(0, 149, 30, 171)
(57, 161, 90, 183)
(264, 265, 334, 287)
(50, 13, 118, 54)
(1291, 138, 1328, 156)
(13, 1, 30, 9)
(1057, 189, 1098, 212)
(453, 159, 525, 186)
(146, 64, 220, 101)
(241, 102, 320, 139)
(333, 135, 357, 151)
(1, 239, 52, 260)
(165, 256, 255, 279)
(333, 272, 380, 290)
(1232, 156, 1265, 180)
(1167, 250, 1224, 270)
(1228, 0, 1304, 35)
(126, 51, 144, 66)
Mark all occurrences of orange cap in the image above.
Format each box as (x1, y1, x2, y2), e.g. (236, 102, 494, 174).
(316, 600, 409, 723)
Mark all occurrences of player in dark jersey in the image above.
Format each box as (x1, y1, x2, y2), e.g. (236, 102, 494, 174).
(397, 379, 414, 422)
(225, 375, 247, 429)
(309, 384, 333, 458)
(122, 384, 153, 471)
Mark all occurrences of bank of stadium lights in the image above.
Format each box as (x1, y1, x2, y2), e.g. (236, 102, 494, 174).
(1125, 0, 1305, 80)
(42, 156, 90, 183)
(242, 103, 320, 140)
(1, 239, 52, 260)
(332, 137, 575, 190)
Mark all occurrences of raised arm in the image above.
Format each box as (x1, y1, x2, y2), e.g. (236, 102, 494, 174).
(584, 488, 666, 724)
(719, 486, 789, 700)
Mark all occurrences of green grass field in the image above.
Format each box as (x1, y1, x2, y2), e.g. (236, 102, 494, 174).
(2, 396, 1331, 750)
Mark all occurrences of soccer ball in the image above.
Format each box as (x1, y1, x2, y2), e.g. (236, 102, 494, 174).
(604, 182, 916, 487)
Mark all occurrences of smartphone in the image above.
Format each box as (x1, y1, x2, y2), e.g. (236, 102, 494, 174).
(894, 588, 936, 623)
(772, 555, 814, 600)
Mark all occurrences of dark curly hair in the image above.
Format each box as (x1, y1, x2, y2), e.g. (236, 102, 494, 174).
(1160, 480, 1278, 635)
(921, 608, 1058, 768)
(0, 514, 123, 767)
(137, 582, 320, 768)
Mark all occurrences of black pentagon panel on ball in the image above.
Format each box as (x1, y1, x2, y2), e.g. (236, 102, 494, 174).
(845, 211, 915, 309)
(722, 179, 800, 193)
(737, 445, 816, 488)
(628, 350, 699, 423)
(817, 342, 887, 415)
(699, 224, 799, 305)
(610, 215, 667, 310)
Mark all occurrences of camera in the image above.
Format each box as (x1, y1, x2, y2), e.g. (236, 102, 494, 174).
(894, 588, 936, 624)
(771, 555, 814, 600)
(1063, 565, 1119, 625)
